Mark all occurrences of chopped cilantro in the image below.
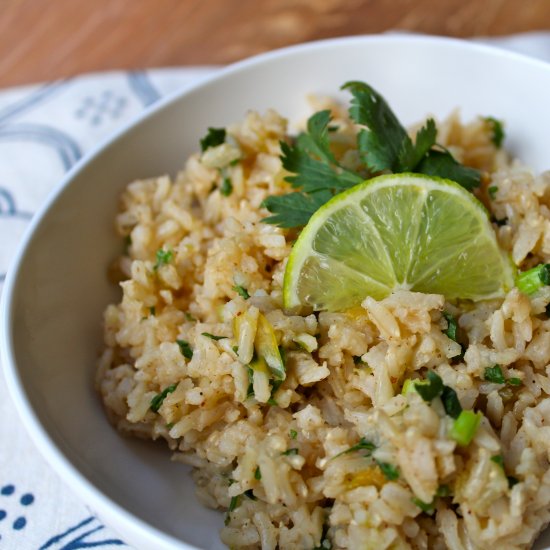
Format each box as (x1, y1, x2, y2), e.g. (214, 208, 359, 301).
(290, 429, 298, 440)
(220, 176, 233, 197)
(488, 185, 498, 200)
(233, 284, 250, 299)
(176, 339, 193, 360)
(200, 127, 226, 152)
(282, 448, 299, 456)
(150, 383, 178, 412)
(485, 364, 506, 384)
(414, 371, 444, 402)
(334, 437, 376, 458)
(491, 455, 504, 469)
(232, 345, 239, 354)
(436, 484, 451, 497)
(484, 364, 520, 386)
(411, 497, 434, 515)
(166, 422, 174, 429)
(441, 385, 462, 419)
(443, 311, 458, 341)
(229, 158, 240, 166)
(485, 117, 505, 148)
(201, 332, 227, 341)
(516, 263, 550, 295)
(376, 461, 399, 480)
(254, 466, 261, 480)
(153, 248, 173, 270)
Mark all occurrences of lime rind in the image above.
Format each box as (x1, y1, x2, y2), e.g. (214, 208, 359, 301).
(283, 173, 514, 310)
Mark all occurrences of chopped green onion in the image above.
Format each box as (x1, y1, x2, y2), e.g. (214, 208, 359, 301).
(201, 332, 227, 341)
(290, 429, 298, 440)
(516, 264, 550, 295)
(449, 410, 482, 446)
(376, 461, 399, 480)
(176, 339, 193, 360)
(254, 466, 261, 480)
(153, 248, 173, 270)
(282, 448, 299, 456)
(411, 497, 434, 515)
(414, 371, 443, 402)
(233, 284, 250, 299)
(150, 383, 178, 413)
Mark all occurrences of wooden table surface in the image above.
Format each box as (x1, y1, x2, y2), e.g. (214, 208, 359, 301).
(2, 0, 550, 88)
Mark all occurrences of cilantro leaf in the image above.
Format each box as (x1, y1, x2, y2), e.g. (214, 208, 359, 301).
(200, 127, 226, 152)
(333, 437, 376, 458)
(343, 80, 411, 172)
(414, 371, 443, 402)
(417, 149, 481, 190)
(232, 284, 250, 299)
(398, 118, 437, 171)
(201, 332, 227, 341)
(154, 248, 173, 270)
(220, 176, 233, 196)
(441, 385, 462, 419)
(280, 115, 363, 193)
(150, 383, 178, 412)
(484, 364, 506, 384)
(176, 339, 193, 360)
(485, 117, 505, 148)
(443, 311, 458, 342)
(262, 191, 331, 228)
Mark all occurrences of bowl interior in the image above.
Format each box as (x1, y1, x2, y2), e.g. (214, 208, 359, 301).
(4, 35, 550, 549)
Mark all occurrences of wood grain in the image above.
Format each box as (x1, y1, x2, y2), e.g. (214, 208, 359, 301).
(1, 0, 549, 87)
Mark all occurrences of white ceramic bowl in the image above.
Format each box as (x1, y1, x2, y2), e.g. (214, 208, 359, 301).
(3, 34, 550, 550)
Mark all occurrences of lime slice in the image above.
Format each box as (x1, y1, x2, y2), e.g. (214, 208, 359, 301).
(283, 173, 514, 311)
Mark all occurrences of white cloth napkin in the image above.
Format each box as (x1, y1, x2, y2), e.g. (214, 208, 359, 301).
(1, 33, 550, 549)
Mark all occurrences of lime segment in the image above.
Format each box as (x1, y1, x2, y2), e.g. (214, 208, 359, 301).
(283, 173, 513, 311)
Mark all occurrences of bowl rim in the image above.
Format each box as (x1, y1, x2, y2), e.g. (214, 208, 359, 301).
(2, 32, 550, 549)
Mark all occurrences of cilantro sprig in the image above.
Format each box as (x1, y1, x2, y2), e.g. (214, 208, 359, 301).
(262, 81, 481, 228)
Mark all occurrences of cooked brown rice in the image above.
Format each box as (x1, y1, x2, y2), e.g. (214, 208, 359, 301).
(97, 101, 550, 549)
